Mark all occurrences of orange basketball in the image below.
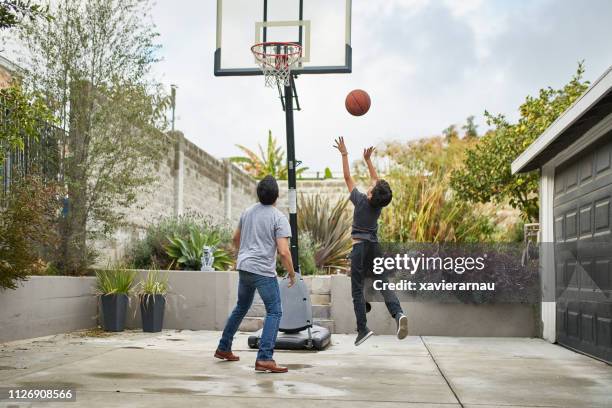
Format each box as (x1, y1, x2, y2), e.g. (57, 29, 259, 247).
(345, 89, 371, 116)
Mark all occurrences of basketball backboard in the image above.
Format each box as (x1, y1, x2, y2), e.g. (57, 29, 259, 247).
(214, 0, 352, 76)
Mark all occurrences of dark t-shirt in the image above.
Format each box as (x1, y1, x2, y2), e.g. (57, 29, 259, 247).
(349, 187, 381, 242)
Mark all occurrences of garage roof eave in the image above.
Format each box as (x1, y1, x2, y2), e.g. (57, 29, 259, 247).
(511, 65, 612, 174)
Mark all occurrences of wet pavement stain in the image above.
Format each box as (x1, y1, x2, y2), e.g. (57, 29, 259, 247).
(143, 387, 197, 394)
(285, 364, 313, 370)
(183, 375, 215, 381)
(17, 381, 82, 389)
(255, 381, 274, 391)
(89, 372, 216, 382)
(90, 372, 161, 380)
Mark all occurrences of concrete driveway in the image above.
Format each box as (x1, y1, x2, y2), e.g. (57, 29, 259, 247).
(0, 330, 610, 407)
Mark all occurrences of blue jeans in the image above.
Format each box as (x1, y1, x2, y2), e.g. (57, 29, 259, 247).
(218, 270, 282, 361)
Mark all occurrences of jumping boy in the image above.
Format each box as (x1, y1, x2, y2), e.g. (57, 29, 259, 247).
(333, 136, 408, 346)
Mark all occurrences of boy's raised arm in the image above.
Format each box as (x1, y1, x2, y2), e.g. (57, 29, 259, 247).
(333, 136, 355, 193)
(363, 146, 379, 182)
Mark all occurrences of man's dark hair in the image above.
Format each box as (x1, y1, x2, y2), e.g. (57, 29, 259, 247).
(257, 175, 279, 205)
(369, 179, 393, 208)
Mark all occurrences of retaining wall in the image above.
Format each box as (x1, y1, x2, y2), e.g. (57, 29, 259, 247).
(1, 272, 537, 343)
(0, 277, 97, 343)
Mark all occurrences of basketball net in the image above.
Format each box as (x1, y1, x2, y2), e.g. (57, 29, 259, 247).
(251, 42, 302, 88)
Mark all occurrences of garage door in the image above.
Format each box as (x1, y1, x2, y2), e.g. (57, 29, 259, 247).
(554, 134, 612, 363)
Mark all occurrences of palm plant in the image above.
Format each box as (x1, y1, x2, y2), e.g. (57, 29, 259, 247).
(298, 194, 352, 272)
(165, 227, 233, 271)
(230, 130, 308, 179)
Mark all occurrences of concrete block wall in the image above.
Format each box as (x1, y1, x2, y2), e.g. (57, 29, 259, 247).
(93, 131, 258, 264)
(276, 179, 360, 214)
(92, 139, 364, 264)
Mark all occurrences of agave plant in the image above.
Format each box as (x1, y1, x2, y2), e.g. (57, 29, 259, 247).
(165, 227, 233, 271)
(298, 194, 352, 272)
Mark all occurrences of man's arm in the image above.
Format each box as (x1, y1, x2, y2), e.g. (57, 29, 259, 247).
(276, 237, 296, 287)
(334, 136, 355, 193)
(363, 146, 378, 182)
(232, 228, 241, 251)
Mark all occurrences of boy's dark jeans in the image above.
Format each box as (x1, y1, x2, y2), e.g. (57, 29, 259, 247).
(350, 241, 403, 333)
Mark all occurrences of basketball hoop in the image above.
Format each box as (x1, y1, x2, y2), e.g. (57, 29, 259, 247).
(251, 42, 302, 88)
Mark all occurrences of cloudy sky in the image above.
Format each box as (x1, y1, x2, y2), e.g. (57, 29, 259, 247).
(150, 0, 612, 174)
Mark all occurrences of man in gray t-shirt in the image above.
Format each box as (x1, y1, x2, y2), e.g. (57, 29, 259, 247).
(236, 202, 292, 277)
(215, 176, 296, 373)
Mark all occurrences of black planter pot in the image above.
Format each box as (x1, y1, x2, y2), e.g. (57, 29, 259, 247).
(101, 294, 129, 332)
(140, 294, 165, 333)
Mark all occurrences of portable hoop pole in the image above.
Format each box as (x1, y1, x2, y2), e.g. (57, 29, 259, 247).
(284, 79, 299, 269)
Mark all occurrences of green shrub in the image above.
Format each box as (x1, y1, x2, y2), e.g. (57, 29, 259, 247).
(125, 213, 232, 270)
(165, 227, 233, 271)
(276, 231, 320, 276)
(0, 176, 60, 290)
(298, 232, 319, 275)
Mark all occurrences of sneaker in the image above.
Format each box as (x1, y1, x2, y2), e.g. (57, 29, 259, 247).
(396, 313, 408, 340)
(354, 329, 374, 346)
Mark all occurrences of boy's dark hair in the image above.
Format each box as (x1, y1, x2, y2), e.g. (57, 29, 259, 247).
(369, 179, 393, 208)
(257, 175, 279, 205)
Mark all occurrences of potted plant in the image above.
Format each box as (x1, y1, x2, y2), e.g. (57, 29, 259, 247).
(136, 270, 169, 333)
(95, 266, 136, 332)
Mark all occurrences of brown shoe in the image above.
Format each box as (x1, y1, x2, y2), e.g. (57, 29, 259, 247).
(255, 360, 288, 373)
(214, 349, 240, 361)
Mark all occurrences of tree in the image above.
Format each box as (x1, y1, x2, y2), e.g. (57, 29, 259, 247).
(0, 83, 55, 164)
(231, 130, 308, 179)
(0, 0, 50, 30)
(379, 136, 494, 242)
(443, 124, 459, 141)
(462, 115, 478, 138)
(451, 64, 589, 221)
(19, 0, 169, 273)
(0, 175, 60, 290)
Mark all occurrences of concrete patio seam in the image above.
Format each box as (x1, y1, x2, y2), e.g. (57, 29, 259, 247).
(421, 335, 464, 408)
